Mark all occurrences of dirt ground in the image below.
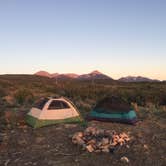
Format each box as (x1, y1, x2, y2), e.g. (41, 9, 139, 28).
(0, 111, 166, 166)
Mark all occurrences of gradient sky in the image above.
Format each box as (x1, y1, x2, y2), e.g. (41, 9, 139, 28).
(0, 0, 165, 80)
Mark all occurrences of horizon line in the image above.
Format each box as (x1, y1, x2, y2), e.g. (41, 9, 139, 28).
(0, 70, 163, 81)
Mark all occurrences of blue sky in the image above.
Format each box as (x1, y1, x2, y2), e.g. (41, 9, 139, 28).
(0, 0, 165, 80)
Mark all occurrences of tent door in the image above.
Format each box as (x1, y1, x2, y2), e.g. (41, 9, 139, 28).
(45, 100, 73, 119)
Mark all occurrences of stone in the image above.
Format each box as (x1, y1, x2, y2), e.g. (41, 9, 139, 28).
(72, 132, 83, 139)
(72, 127, 131, 153)
(102, 148, 110, 153)
(84, 127, 97, 135)
(94, 149, 101, 153)
(120, 156, 130, 163)
(87, 139, 96, 145)
(143, 144, 149, 150)
(96, 129, 104, 135)
(77, 138, 85, 145)
(72, 133, 85, 145)
(86, 145, 94, 152)
(101, 138, 109, 145)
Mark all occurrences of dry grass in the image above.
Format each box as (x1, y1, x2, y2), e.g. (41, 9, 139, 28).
(0, 75, 166, 165)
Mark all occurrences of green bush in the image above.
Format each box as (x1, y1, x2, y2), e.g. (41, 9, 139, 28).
(14, 88, 34, 105)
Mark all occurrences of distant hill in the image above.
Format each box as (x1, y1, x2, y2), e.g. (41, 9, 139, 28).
(34, 70, 113, 80)
(35, 71, 52, 78)
(51, 73, 59, 78)
(118, 76, 160, 82)
(78, 70, 113, 80)
(55, 73, 79, 80)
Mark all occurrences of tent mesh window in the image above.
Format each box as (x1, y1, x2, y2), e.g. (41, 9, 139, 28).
(48, 101, 70, 110)
(94, 96, 132, 113)
(34, 98, 49, 110)
(61, 101, 70, 109)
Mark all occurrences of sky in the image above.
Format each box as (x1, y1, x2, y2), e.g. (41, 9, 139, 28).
(0, 0, 166, 80)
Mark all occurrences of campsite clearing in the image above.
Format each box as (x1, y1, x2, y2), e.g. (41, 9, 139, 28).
(0, 113, 165, 166)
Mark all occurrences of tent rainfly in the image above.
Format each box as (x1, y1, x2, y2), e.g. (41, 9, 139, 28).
(87, 96, 137, 124)
(26, 97, 82, 128)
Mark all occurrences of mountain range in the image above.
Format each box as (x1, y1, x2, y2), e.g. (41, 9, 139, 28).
(118, 76, 160, 82)
(34, 70, 160, 82)
(35, 70, 112, 80)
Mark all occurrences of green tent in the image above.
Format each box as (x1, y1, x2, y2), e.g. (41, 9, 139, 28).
(26, 97, 82, 128)
(87, 96, 137, 124)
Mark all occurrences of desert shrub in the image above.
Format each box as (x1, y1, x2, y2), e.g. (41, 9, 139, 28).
(1, 75, 166, 109)
(44, 85, 58, 93)
(0, 87, 6, 98)
(14, 88, 34, 105)
(159, 93, 166, 106)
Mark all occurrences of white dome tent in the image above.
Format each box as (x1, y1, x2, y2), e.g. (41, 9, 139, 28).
(26, 97, 82, 128)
